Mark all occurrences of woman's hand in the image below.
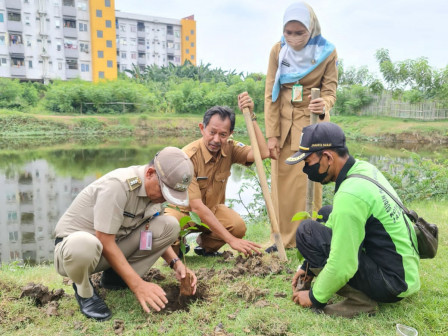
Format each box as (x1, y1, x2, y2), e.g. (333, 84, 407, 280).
(268, 137, 280, 160)
(308, 96, 325, 115)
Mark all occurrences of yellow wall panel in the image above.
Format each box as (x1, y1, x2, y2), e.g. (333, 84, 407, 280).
(181, 17, 196, 65)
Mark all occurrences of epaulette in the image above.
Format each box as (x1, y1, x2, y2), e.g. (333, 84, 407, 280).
(126, 177, 142, 191)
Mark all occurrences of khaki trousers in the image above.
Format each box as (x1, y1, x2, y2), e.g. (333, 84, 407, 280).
(54, 215, 179, 298)
(165, 204, 246, 252)
(271, 134, 322, 248)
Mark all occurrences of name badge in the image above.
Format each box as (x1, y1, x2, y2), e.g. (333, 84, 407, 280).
(139, 230, 152, 250)
(291, 84, 303, 103)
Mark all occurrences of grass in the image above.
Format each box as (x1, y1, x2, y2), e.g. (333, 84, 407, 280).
(1, 200, 447, 336)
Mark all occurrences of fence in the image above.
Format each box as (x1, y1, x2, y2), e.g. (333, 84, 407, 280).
(359, 94, 448, 120)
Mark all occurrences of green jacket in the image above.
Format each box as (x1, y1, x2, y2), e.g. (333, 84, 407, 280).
(310, 158, 420, 305)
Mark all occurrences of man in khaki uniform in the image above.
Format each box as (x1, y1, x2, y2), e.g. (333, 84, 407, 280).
(165, 93, 269, 256)
(54, 147, 197, 321)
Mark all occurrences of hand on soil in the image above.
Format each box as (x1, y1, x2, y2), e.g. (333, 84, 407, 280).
(229, 238, 262, 256)
(133, 281, 168, 313)
(291, 269, 306, 290)
(292, 289, 312, 308)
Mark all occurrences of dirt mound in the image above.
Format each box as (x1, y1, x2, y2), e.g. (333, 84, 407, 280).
(196, 254, 292, 282)
(160, 281, 209, 313)
(20, 282, 65, 306)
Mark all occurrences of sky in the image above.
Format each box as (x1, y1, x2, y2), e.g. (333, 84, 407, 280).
(115, 0, 447, 78)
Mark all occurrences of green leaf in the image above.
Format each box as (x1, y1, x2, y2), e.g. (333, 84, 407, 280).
(186, 226, 198, 231)
(291, 211, 311, 222)
(296, 250, 304, 263)
(179, 216, 191, 228)
(189, 211, 202, 225)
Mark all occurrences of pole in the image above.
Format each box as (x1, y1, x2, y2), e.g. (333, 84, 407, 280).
(305, 88, 321, 215)
(242, 107, 287, 261)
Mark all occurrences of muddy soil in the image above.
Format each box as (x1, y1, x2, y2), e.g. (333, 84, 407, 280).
(20, 282, 65, 306)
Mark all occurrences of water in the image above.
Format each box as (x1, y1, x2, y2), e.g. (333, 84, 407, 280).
(0, 137, 444, 265)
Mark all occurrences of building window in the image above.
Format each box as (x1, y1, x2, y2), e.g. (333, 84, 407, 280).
(191, 30, 195, 35)
(58, 62, 62, 70)
(191, 42, 194, 47)
(107, 60, 113, 68)
(56, 40, 62, 51)
(105, 0, 111, 7)
(106, 40, 112, 48)
(77, 1, 87, 11)
(0, 58, 7, 65)
(55, 19, 60, 28)
(167, 55, 174, 61)
(97, 50, 104, 58)
(63, 0, 75, 6)
(66, 59, 78, 70)
(174, 56, 180, 63)
(121, 52, 126, 58)
(175, 30, 180, 38)
(120, 24, 126, 32)
(81, 63, 89, 72)
(0, 35, 5, 45)
(186, 36, 189, 41)
(80, 42, 89, 53)
(0, 13, 4, 23)
(96, 10, 102, 18)
(105, 20, 112, 28)
(167, 41, 174, 49)
(25, 15, 30, 25)
(28, 60, 33, 68)
(99, 71, 104, 78)
(137, 22, 145, 32)
(79, 22, 88, 32)
(129, 38, 136, 46)
(8, 12, 21, 22)
(63, 19, 76, 28)
(186, 49, 189, 54)
(131, 52, 136, 59)
(138, 38, 145, 46)
(167, 25, 173, 35)
(97, 30, 103, 38)
(26, 38, 31, 47)
(10, 34, 23, 45)
(191, 55, 194, 60)
(11, 58, 25, 67)
(120, 38, 127, 46)
(64, 38, 77, 49)
(130, 25, 137, 33)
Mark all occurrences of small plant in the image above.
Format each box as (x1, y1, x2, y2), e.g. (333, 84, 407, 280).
(171, 208, 209, 296)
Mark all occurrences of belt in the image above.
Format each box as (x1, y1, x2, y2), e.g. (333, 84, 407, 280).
(54, 237, 63, 246)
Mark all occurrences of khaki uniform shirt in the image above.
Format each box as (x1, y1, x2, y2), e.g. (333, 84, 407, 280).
(54, 165, 163, 240)
(264, 42, 338, 151)
(180, 138, 251, 211)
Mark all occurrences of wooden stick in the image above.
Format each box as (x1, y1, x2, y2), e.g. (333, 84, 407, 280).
(305, 88, 321, 215)
(242, 108, 287, 261)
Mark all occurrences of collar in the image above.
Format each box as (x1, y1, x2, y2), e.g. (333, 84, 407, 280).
(334, 155, 356, 193)
(137, 165, 148, 197)
(199, 138, 227, 164)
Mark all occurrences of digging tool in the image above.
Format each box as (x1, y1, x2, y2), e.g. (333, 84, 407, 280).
(305, 88, 321, 216)
(242, 108, 287, 261)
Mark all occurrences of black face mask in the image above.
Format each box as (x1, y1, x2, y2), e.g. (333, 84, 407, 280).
(303, 156, 330, 183)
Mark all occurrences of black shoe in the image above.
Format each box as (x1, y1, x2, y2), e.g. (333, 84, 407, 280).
(100, 268, 128, 290)
(73, 282, 111, 321)
(194, 246, 223, 257)
(265, 244, 278, 253)
(178, 243, 190, 259)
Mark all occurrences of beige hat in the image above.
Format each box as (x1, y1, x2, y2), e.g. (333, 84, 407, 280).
(154, 147, 194, 207)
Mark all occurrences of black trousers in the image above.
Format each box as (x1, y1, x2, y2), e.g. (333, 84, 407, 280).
(296, 206, 402, 303)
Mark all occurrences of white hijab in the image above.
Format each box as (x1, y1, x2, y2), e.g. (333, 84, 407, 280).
(271, 2, 335, 102)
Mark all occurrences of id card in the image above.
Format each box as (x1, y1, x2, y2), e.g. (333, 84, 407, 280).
(139, 230, 152, 250)
(291, 84, 303, 102)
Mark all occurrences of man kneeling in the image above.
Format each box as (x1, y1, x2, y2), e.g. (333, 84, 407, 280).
(287, 122, 420, 318)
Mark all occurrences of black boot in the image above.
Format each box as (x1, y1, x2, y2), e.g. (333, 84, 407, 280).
(73, 282, 111, 321)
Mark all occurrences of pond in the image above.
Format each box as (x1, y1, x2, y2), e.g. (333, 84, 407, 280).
(0, 135, 445, 265)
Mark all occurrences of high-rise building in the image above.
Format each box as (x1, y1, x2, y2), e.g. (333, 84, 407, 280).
(0, 0, 196, 82)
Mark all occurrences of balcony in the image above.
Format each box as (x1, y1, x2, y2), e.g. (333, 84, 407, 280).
(64, 47, 79, 58)
(138, 57, 146, 65)
(137, 30, 145, 38)
(66, 69, 79, 79)
(137, 44, 145, 52)
(9, 43, 24, 54)
(5, 0, 21, 10)
(7, 21, 23, 32)
(10, 65, 26, 77)
(62, 5, 77, 17)
(63, 27, 78, 38)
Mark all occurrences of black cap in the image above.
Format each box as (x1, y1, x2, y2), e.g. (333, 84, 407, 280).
(285, 122, 346, 165)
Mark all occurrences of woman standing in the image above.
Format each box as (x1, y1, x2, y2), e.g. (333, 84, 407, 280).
(264, 2, 338, 250)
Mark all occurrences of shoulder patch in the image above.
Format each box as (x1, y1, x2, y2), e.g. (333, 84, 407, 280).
(234, 141, 246, 147)
(127, 177, 142, 191)
(184, 146, 198, 158)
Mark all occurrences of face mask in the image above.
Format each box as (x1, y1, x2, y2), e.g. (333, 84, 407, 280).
(303, 156, 329, 183)
(284, 35, 309, 51)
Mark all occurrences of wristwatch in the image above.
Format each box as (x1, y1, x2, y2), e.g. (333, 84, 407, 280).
(321, 106, 326, 116)
(169, 257, 180, 269)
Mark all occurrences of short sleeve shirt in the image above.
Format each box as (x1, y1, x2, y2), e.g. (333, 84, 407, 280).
(54, 165, 163, 240)
(182, 138, 251, 210)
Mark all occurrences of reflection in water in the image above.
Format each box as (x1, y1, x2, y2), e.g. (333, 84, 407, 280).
(0, 139, 442, 265)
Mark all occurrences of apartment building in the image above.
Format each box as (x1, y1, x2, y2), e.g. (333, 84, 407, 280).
(0, 0, 196, 82)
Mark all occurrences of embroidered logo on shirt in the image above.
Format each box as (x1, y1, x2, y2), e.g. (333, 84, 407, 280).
(234, 141, 246, 147)
(281, 60, 290, 67)
(127, 177, 142, 191)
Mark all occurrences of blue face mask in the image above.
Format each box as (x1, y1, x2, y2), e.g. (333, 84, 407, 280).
(302, 156, 329, 183)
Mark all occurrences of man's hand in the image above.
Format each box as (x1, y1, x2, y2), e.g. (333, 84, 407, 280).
(173, 262, 197, 295)
(291, 268, 306, 290)
(238, 92, 255, 114)
(131, 280, 168, 313)
(308, 95, 325, 115)
(268, 137, 280, 160)
(228, 237, 262, 256)
(292, 289, 313, 307)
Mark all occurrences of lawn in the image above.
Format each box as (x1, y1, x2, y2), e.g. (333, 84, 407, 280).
(0, 200, 446, 336)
